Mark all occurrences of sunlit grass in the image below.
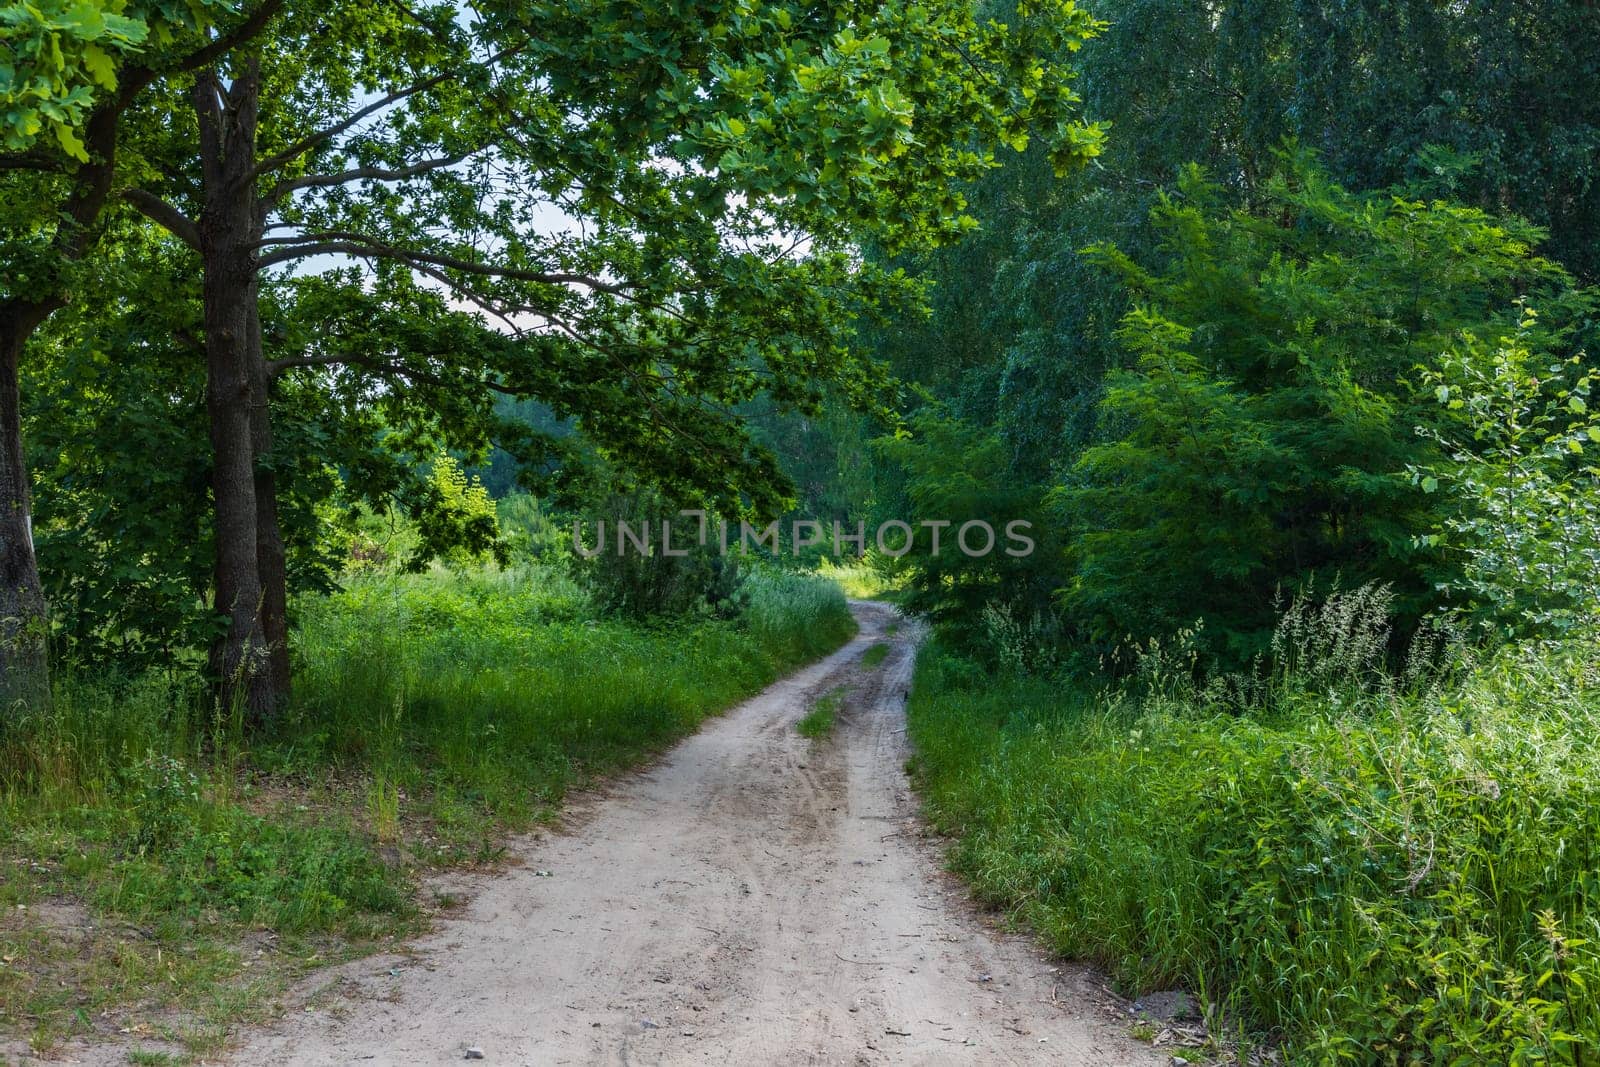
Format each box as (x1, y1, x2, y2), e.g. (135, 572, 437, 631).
(908, 604, 1600, 1062)
(816, 557, 897, 600)
(0, 564, 855, 1052)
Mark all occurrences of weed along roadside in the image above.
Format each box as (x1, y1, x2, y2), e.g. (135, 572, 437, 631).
(0, 567, 855, 1060)
(906, 589, 1600, 1063)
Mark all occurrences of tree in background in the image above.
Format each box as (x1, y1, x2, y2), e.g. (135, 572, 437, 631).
(874, 412, 1061, 658)
(862, 0, 1600, 664)
(1058, 154, 1585, 664)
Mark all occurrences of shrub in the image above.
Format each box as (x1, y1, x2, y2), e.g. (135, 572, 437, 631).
(575, 492, 744, 619)
(1414, 307, 1600, 640)
(1059, 150, 1585, 666)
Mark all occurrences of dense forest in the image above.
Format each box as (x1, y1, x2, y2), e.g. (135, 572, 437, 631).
(849, 3, 1600, 1061)
(3, 0, 1600, 1062)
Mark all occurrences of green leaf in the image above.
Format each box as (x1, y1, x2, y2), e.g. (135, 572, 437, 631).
(81, 43, 116, 90)
(53, 120, 88, 160)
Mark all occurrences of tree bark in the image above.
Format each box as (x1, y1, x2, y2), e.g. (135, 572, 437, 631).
(0, 322, 49, 706)
(248, 300, 291, 702)
(196, 61, 278, 720)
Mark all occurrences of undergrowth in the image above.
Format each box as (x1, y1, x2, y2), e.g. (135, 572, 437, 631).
(0, 564, 853, 1053)
(908, 587, 1600, 1064)
(816, 557, 897, 600)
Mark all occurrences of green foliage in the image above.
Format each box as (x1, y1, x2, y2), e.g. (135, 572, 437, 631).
(495, 491, 564, 562)
(575, 492, 744, 620)
(1056, 152, 1580, 664)
(104, 797, 408, 932)
(0, 0, 149, 157)
(410, 455, 503, 571)
(815, 557, 896, 600)
(18, 235, 317, 670)
(872, 411, 1061, 659)
(870, 0, 1600, 452)
(84, 0, 1107, 524)
(24, 283, 219, 668)
(864, 0, 1600, 671)
(1414, 309, 1600, 640)
(908, 592, 1600, 1064)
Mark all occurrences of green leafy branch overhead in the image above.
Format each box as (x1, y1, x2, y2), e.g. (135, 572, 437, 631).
(0, 0, 232, 158)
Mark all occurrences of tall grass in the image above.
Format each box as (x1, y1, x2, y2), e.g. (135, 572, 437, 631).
(275, 564, 855, 832)
(743, 567, 860, 663)
(0, 563, 853, 1047)
(908, 588, 1600, 1064)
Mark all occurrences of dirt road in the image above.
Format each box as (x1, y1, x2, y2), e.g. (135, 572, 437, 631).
(238, 601, 1161, 1065)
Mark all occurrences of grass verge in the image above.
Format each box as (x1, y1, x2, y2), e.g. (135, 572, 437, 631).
(0, 566, 855, 1056)
(907, 596, 1600, 1064)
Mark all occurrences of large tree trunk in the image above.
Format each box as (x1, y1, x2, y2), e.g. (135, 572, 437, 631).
(248, 301, 291, 702)
(196, 61, 278, 720)
(0, 323, 48, 706)
(202, 264, 273, 719)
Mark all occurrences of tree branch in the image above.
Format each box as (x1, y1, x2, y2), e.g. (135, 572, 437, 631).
(267, 351, 519, 394)
(265, 153, 470, 204)
(254, 231, 639, 295)
(0, 151, 62, 173)
(249, 77, 450, 179)
(170, 0, 288, 75)
(122, 188, 202, 251)
(246, 38, 520, 182)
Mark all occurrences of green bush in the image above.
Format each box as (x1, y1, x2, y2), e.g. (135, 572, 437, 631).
(574, 492, 747, 619)
(909, 593, 1600, 1064)
(1059, 150, 1587, 666)
(1414, 307, 1600, 641)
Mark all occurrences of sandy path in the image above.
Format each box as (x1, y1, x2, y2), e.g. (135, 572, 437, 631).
(236, 600, 1160, 1066)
